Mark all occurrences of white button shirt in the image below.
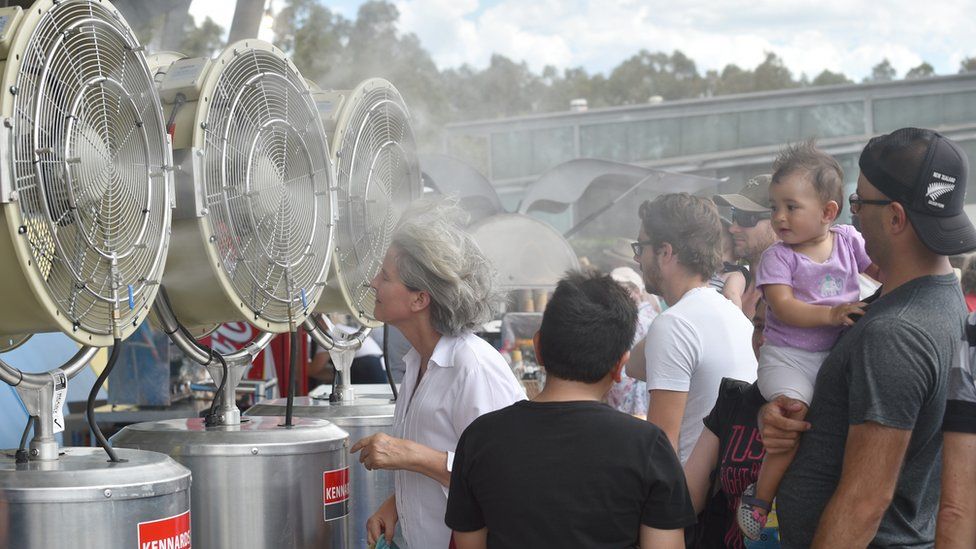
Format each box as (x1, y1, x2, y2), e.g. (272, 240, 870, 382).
(393, 331, 525, 548)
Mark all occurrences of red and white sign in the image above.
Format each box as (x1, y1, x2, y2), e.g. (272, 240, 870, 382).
(137, 510, 191, 549)
(323, 467, 350, 521)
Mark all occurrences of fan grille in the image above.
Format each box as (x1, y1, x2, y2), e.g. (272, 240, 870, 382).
(333, 81, 420, 321)
(10, 0, 170, 337)
(201, 45, 332, 325)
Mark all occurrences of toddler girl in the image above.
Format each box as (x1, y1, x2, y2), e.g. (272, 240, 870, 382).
(736, 144, 878, 540)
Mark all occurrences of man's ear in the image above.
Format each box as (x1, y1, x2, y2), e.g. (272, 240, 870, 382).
(888, 202, 910, 234)
(658, 242, 674, 262)
(533, 331, 544, 366)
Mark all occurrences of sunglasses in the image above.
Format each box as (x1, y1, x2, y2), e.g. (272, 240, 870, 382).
(848, 192, 893, 215)
(731, 208, 771, 228)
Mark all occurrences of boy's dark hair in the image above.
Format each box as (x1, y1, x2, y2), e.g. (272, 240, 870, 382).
(772, 139, 846, 215)
(638, 193, 723, 280)
(538, 270, 638, 383)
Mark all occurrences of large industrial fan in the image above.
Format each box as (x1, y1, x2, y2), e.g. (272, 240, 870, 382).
(248, 77, 422, 549)
(113, 40, 349, 549)
(154, 40, 336, 335)
(310, 78, 421, 328)
(0, 1, 190, 548)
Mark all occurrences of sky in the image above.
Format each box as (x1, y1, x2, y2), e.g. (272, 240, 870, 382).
(189, 0, 976, 81)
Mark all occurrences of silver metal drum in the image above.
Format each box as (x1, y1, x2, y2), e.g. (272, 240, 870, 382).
(112, 416, 349, 549)
(0, 447, 191, 549)
(247, 390, 395, 549)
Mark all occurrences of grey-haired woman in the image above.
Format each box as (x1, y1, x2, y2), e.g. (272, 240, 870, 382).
(350, 201, 525, 549)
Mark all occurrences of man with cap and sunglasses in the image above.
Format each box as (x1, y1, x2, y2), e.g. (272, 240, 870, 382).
(759, 128, 976, 548)
(714, 175, 779, 318)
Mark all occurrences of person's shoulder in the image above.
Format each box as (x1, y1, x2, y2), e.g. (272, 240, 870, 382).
(590, 406, 670, 442)
(648, 305, 696, 335)
(696, 289, 752, 326)
(450, 332, 507, 369)
(854, 313, 937, 353)
(760, 240, 792, 261)
(831, 223, 859, 239)
(717, 376, 754, 400)
(462, 401, 524, 434)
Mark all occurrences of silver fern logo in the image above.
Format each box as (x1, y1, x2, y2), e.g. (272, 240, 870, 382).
(926, 181, 955, 209)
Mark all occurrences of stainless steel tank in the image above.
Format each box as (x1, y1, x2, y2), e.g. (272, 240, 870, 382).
(112, 416, 349, 549)
(0, 447, 191, 549)
(246, 387, 395, 549)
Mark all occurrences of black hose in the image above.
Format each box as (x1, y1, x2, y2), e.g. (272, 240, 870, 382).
(204, 351, 229, 427)
(87, 338, 123, 463)
(15, 416, 34, 464)
(383, 323, 398, 401)
(285, 329, 299, 426)
(159, 285, 231, 426)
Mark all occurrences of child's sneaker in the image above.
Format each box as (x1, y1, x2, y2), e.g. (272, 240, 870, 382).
(737, 483, 771, 541)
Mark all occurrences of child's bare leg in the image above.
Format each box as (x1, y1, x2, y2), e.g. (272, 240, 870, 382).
(755, 402, 809, 503)
(738, 400, 809, 539)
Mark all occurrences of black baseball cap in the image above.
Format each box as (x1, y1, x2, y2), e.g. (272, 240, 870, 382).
(859, 128, 976, 255)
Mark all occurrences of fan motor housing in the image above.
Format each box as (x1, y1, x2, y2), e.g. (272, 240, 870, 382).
(0, 0, 172, 345)
(159, 40, 336, 334)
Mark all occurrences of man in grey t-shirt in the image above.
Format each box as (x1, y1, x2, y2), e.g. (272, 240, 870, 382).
(760, 128, 976, 547)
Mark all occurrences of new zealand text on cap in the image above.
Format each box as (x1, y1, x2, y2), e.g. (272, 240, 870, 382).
(859, 127, 976, 255)
(713, 174, 773, 213)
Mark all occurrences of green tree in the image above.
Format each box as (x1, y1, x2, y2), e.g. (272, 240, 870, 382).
(960, 57, 976, 73)
(753, 52, 797, 91)
(271, 0, 888, 151)
(179, 16, 224, 59)
(811, 69, 851, 86)
(865, 59, 896, 82)
(273, 0, 349, 84)
(539, 66, 608, 112)
(604, 50, 705, 105)
(905, 62, 935, 79)
(713, 64, 755, 95)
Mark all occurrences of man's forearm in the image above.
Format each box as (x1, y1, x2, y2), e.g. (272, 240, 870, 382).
(937, 432, 976, 548)
(811, 488, 889, 548)
(811, 422, 909, 548)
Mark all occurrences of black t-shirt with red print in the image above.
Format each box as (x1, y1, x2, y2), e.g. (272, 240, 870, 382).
(699, 378, 770, 549)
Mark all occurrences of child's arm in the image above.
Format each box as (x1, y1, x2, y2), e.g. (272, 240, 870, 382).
(764, 284, 866, 328)
(722, 271, 746, 309)
(864, 263, 881, 281)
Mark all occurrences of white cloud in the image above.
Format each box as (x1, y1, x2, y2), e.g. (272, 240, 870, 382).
(392, 0, 976, 80)
(190, 0, 976, 80)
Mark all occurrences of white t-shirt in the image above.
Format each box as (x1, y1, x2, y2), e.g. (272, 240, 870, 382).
(393, 331, 526, 549)
(644, 286, 757, 464)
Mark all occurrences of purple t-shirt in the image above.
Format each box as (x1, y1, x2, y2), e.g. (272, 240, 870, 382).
(756, 224, 872, 352)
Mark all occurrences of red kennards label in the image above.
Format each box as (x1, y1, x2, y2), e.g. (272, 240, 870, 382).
(323, 467, 350, 521)
(137, 510, 191, 549)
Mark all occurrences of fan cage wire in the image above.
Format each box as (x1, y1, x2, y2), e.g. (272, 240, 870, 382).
(201, 46, 332, 325)
(333, 84, 420, 321)
(10, 0, 170, 337)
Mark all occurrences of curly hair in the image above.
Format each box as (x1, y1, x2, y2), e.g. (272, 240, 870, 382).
(638, 193, 723, 279)
(391, 198, 499, 336)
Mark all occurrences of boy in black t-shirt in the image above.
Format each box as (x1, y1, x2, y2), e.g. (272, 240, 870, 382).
(446, 271, 696, 549)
